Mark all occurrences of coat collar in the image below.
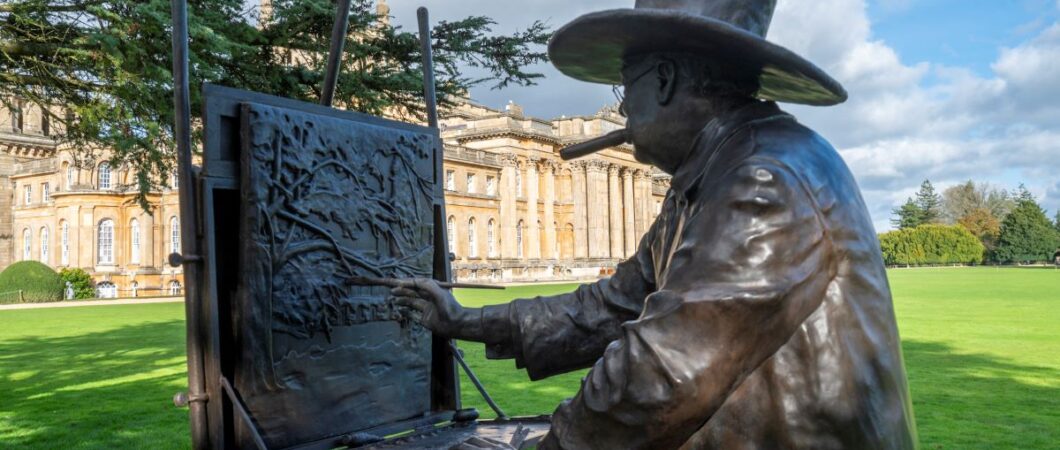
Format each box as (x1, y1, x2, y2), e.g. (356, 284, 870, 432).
(669, 101, 792, 200)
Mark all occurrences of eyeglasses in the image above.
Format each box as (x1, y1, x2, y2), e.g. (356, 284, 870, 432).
(612, 66, 655, 116)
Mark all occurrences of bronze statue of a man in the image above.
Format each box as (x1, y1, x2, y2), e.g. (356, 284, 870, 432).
(393, 1, 918, 448)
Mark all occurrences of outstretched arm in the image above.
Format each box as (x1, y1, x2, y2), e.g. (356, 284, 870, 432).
(481, 237, 658, 380)
(390, 222, 659, 380)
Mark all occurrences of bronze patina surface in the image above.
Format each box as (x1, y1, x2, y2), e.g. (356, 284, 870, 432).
(236, 101, 437, 447)
(392, 1, 918, 449)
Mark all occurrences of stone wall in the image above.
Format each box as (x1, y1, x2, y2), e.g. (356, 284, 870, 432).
(0, 154, 16, 270)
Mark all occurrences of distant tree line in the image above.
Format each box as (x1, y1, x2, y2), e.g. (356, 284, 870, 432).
(883, 180, 1060, 265)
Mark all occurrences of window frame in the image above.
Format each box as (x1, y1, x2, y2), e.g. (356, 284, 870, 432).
(169, 217, 181, 254)
(39, 227, 49, 262)
(98, 163, 111, 190)
(98, 219, 115, 265)
(130, 219, 141, 264)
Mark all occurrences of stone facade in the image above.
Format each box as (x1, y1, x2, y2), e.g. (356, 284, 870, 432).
(0, 98, 669, 294)
(439, 101, 669, 282)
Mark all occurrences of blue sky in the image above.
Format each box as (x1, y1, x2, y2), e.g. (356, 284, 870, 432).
(388, 0, 1060, 230)
(868, 0, 1058, 77)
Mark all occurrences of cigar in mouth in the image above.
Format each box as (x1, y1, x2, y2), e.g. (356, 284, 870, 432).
(559, 129, 630, 160)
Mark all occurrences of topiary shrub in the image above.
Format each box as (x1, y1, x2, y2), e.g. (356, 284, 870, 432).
(59, 268, 96, 300)
(0, 261, 65, 304)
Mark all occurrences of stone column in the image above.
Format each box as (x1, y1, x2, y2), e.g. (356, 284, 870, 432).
(644, 173, 652, 222)
(526, 156, 540, 259)
(622, 168, 636, 256)
(70, 205, 81, 267)
(568, 161, 588, 259)
(141, 211, 155, 268)
(642, 171, 655, 232)
(541, 159, 557, 259)
(499, 154, 519, 259)
(80, 206, 93, 267)
(585, 160, 609, 258)
(608, 164, 623, 258)
(633, 169, 649, 241)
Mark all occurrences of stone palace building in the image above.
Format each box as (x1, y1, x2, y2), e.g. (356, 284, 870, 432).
(0, 98, 669, 297)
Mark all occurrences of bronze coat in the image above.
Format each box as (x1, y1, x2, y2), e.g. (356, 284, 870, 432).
(480, 101, 918, 449)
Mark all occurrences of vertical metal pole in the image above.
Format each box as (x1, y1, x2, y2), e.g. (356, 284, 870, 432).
(417, 7, 439, 129)
(321, 0, 354, 106)
(171, 0, 208, 447)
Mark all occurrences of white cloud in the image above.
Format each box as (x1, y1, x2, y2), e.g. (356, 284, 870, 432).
(388, 0, 1060, 230)
(769, 0, 1060, 230)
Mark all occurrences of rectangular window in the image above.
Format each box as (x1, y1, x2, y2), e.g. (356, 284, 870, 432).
(445, 170, 455, 191)
(131, 221, 141, 264)
(98, 221, 114, 265)
(466, 173, 477, 194)
(486, 175, 496, 196)
(41, 183, 50, 202)
(24, 185, 31, 205)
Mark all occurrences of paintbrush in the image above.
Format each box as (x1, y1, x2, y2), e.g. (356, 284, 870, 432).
(347, 275, 505, 290)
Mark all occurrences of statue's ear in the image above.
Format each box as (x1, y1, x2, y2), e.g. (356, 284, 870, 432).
(656, 59, 678, 106)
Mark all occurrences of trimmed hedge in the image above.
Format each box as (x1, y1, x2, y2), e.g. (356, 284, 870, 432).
(879, 224, 985, 266)
(0, 261, 65, 304)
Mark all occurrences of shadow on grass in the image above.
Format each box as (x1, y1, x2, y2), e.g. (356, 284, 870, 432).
(462, 339, 1060, 449)
(902, 340, 1060, 450)
(0, 321, 190, 449)
(2, 321, 1057, 449)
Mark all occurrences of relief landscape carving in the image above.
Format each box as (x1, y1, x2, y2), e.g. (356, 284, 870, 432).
(236, 102, 439, 447)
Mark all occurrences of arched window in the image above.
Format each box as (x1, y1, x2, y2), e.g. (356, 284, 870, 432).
(60, 221, 69, 265)
(169, 217, 180, 254)
(64, 163, 74, 190)
(96, 281, 117, 299)
(446, 216, 456, 255)
(130, 281, 138, 297)
(130, 219, 141, 264)
(467, 218, 478, 258)
(487, 219, 496, 257)
(98, 219, 115, 264)
(39, 227, 49, 263)
(98, 162, 111, 190)
(22, 229, 31, 260)
(516, 220, 524, 258)
(169, 280, 182, 295)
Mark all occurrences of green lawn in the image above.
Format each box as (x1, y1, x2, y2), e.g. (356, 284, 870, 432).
(1, 268, 1057, 449)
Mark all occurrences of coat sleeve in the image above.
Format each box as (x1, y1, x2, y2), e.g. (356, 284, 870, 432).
(479, 221, 659, 380)
(539, 159, 836, 450)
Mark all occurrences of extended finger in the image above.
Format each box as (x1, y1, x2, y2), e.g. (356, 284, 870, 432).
(389, 287, 421, 298)
(412, 277, 449, 298)
(392, 296, 431, 313)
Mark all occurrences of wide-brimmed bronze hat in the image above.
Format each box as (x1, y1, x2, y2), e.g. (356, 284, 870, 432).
(548, 0, 847, 106)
